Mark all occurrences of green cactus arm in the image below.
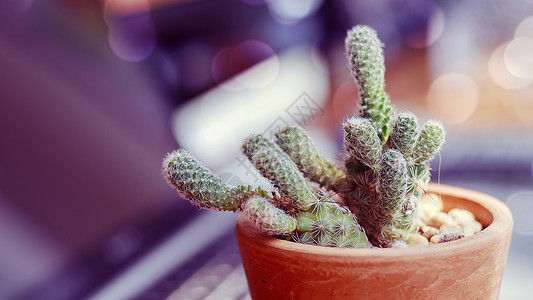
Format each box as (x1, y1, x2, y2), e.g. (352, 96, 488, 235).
(345, 25, 393, 140)
(343, 117, 383, 173)
(229, 184, 266, 207)
(388, 112, 419, 161)
(242, 135, 316, 210)
(163, 149, 242, 211)
(411, 120, 445, 165)
(275, 126, 348, 192)
(352, 149, 410, 247)
(379, 149, 408, 213)
(242, 134, 273, 159)
(242, 196, 297, 235)
(406, 164, 430, 199)
(344, 156, 368, 180)
(379, 165, 430, 246)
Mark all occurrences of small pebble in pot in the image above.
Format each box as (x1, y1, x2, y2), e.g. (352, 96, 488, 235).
(421, 226, 440, 240)
(407, 234, 429, 247)
(416, 194, 483, 246)
(427, 211, 456, 228)
(440, 223, 462, 233)
(430, 231, 466, 244)
(462, 221, 483, 237)
(418, 194, 443, 223)
(448, 208, 476, 226)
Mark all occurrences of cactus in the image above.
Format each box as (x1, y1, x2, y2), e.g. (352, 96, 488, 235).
(242, 196, 297, 235)
(162, 24, 445, 248)
(343, 117, 382, 173)
(388, 112, 419, 159)
(338, 26, 445, 246)
(275, 126, 348, 192)
(412, 120, 446, 165)
(243, 134, 369, 247)
(162, 139, 369, 248)
(345, 25, 393, 141)
(163, 149, 239, 211)
(294, 196, 368, 248)
(243, 135, 316, 210)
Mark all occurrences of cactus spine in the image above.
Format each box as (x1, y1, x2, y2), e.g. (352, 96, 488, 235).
(338, 26, 445, 246)
(243, 135, 316, 210)
(243, 134, 368, 247)
(242, 196, 297, 235)
(163, 149, 240, 211)
(345, 25, 393, 141)
(162, 24, 445, 248)
(275, 126, 348, 192)
(343, 117, 382, 173)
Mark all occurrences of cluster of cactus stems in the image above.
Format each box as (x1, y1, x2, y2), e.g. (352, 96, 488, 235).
(163, 25, 445, 248)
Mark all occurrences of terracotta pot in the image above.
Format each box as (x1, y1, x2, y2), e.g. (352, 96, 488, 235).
(236, 184, 513, 299)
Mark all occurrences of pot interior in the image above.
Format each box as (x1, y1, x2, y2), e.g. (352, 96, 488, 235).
(439, 190, 494, 228)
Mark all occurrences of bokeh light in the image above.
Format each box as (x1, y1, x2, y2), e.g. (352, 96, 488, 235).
(511, 86, 533, 125)
(236, 54, 279, 89)
(426, 6, 446, 47)
(267, 0, 323, 25)
(104, 0, 155, 62)
(174, 43, 212, 93)
(426, 73, 479, 124)
(310, 42, 329, 75)
(211, 47, 242, 91)
(107, 27, 155, 62)
(104, 0, 150, 17)
(211, 40, 278, 91)
(506, 192, 533, 236)
(504, 37, 533, 79)
(173, 47, 328, 169)
(401, 1, 445, 48)
(515, 15, 533, 38)
(240, 0, 266, 5)
(0, 0, 33, 17)
(488, 42, 533, 90)
(332, 80, 358, 118)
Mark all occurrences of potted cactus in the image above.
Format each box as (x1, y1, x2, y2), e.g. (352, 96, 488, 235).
(163, 26, 512, 299)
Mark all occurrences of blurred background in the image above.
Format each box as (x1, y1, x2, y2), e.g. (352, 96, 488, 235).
(0, 0, 532, 299)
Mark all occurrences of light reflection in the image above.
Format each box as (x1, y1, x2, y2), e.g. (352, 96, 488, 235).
(504, 37, 533, 79)
(426, 73, 479, 125)
(267, 0, 323, 25)
(488, 42, 533, 90)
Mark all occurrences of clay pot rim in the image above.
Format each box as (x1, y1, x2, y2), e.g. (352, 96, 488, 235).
(236, 183, 513, 259)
